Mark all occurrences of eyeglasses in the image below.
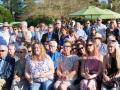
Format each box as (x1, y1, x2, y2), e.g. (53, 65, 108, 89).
(0, 50, 5, 52)
(48, 27, 53, 28)
(19, 51, 24, 53)
(110, 40, 116, 42)
(28, 51, 32, 52)
(63, 45, 71, 48)
(79, 47, 84, 50)
(49, 45, 56, 47)
(87, 44, 93, 47)
(97, 20, 101, 21)
(95, 37, 101, 39)
(108, 46, 114, 48)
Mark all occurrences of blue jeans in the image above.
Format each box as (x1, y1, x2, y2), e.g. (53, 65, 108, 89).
(30, 79, 53, 90)
(101, 84, 118, 90)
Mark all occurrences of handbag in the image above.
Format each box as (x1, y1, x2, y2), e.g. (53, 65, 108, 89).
(103, 77, 120, 88)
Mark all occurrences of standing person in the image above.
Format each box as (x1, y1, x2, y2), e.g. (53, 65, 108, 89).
(89, 27, 97, 40)
(41, 24, 59, 44)
(28, 26, 35, 42)
(54, 20, 62, 38)
(35, 23, 47, 42)
(94, 17, 107, 41)
(54, 40, 79, 90)
(117, 20, 120, 44)
(0, 44, 15, 90)
(74, 22, 88, 40)
(11, 46, 29, 90)
(25, 42, 54, 90)
(59, 27, 69, 46)
(106, 21, 119, 42)
(84, 20, 91, 36)
(80, 39, 103, 90)
(101, 41, 120, 90)
(0, 22, 11, 45)
(20, 21, 32, 44)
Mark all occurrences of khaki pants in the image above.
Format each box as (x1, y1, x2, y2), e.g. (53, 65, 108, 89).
(54, 80, 75, 90)
(0, 79, 6, 90)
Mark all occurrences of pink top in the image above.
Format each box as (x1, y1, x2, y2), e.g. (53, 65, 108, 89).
(84, 57, 100, 74)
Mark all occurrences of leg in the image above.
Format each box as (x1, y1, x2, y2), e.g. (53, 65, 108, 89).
(59, 81, 71, 90)
(80, 79, 88, 90)
(87, 79, 97, 90)
(101, 84, 108, 90)
(0, 79, 6, 90)
(54, 80, 62, 90)
(30, 82, 41, 90)
(42, 79, 53, 90)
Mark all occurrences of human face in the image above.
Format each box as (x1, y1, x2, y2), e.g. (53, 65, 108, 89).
(49, 44, 57, 53)
(63, 42, 72, 54)
(61, 29, 67, 35)
(78, 44, 86, 55)
(28, 47, 32, 56)
(18, 49, 26, 58)
(108, 44, 115, 54)
(107, 36, 116, 43)
(0, 45, 8, 58)
(87, 41, 94, 52)
(34, 44, 41, 55)
(48, 25, 54, 32)
(8, 45, 16, 56)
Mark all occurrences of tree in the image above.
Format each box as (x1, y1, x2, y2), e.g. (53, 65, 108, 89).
(0, 6, 13, 22)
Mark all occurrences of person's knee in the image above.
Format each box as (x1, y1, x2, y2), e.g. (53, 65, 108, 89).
(87, 80, 97, 90)
(54, 80, 61, 89)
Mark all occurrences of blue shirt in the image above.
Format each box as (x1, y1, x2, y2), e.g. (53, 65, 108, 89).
(48, 51, 61, 69)
(59, 35, 69, 46)
(48, 32, 53, 41)
(0, 58, 5, 75)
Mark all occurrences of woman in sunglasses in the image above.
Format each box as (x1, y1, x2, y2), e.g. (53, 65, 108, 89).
(54, 40, 79, 90)
(80, 39, 103, 90)
(11, 46, 29, 90)
(101, 41, 120, 90)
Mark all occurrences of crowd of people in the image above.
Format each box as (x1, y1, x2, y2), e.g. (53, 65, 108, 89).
(0, 17, 120, 90)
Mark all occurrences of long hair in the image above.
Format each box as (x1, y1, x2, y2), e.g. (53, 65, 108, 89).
(32, 42, 47, 61)
(107, 41, 120, 69)
(86, 38, 99, 56)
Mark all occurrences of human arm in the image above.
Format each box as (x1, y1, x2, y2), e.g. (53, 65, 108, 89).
(25, 64, 32, 83)
(39, 56, 55, 78)
(102, 55, 111, 82)
(66, 60, 79, 80)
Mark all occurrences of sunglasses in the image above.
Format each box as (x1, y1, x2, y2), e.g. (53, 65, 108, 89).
(95, 37, 101, 39)
(87, 44, 93, 47)
(49, 45, 56, 47)
(63, 45, 71, 48)
(28, 51, 32, 52)
(79, 47, 84, 50)
(0, 50, 5, 52)
(19, 51, 24, 53)
(110, 40, 116, 42)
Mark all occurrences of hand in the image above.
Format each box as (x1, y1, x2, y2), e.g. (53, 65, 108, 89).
(14, 75, 20, 80)
(60, 74, 67, 81)
(103, 75, 111, 82)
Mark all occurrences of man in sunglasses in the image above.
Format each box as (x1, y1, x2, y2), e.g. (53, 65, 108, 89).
(0, 44, 15, 90)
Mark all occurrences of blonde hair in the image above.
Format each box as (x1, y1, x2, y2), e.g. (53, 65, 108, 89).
(107, 41, 120, 69)
(32, 42, 47, 61)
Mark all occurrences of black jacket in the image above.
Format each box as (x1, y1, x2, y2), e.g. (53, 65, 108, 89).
(41, 32, 59, 44)
(0, 55, 15, 90)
